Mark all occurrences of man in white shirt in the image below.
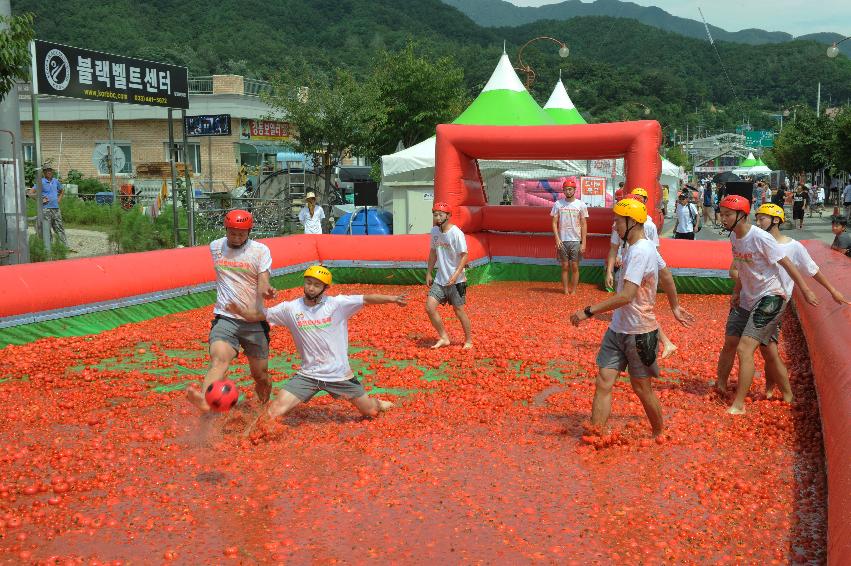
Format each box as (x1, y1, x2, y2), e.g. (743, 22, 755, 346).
(571, 199, 693, 437)
(187, 210, 276, 413)
(715, 196, 819, 415)
(229, 265, 405, 435)
(744, 204, 849, 399)
(298, 192, 325, 234)
(673, 191, 699, 239)
(551, 179, 588, 295)
(843, 182, 851, 220)
(426, 202, 472, 349)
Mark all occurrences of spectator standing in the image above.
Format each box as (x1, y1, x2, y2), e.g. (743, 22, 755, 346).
(298, 192, 325, 235)
(792, 184, 810, 229)
(843, 180, 851, 220)
(673, 191, 699, 239)
(28, 166, 69, 248)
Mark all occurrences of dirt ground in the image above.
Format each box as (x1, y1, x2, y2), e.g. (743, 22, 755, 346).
(28, 226, 112, 258)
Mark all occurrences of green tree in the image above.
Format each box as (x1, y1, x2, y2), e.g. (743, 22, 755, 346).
(0, 12, 34, 101)
(832, 107, 851, 173)
(772, 108, 834, 175)
(265, 69, 387, 197)
(664, 145, 691, 169)
(368, 42, 468, 154)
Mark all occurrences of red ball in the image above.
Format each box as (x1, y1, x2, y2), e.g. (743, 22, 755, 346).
(205, 380, 239, 412)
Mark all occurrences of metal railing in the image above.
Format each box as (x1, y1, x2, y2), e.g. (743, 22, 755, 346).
(244, 78, 272, 97)
(188, 77, 213, 94)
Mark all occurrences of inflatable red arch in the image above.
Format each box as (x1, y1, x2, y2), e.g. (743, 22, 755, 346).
(434, 121, 664, 233)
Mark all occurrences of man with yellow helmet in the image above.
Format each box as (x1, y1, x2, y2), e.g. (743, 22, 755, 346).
(571, 198, 693, 437)
(735, 204, 850, 400)
(605, 188, 678, 358)
(226, 265, 407, 430)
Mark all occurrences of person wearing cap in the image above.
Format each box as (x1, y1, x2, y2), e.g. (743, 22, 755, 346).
(571, 198, 693, 437)
(673, 190, 699, 239)
(606, 188, 679, 358)
(715, 195, 819, 415)
(229, 265, 404, 433)
(741, 204, 849, 399)
(830, 215, 851, 256)
(426, 201, 472, 349)
(28, 165, 69, 248)
(298, 191, 325, 234)
(187, 209, 277, 413)
(551, 179, 588, 295)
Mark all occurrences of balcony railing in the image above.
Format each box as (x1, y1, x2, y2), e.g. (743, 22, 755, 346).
(188, 76, 213, 94)
(243, 78, 272, 97)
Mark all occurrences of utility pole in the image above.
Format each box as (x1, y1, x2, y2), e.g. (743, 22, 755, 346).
(816, 82, 821, 116)
(0, 0, 30, 263)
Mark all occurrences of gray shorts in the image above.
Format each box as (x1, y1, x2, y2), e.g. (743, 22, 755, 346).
(283, 373, 367, 403)
(208, 315, 270, 359)
(596, 328, 660, 378)
(428, 281, 467, 307)
(725, 295, 786, 346)
(557, 240, 582, 263)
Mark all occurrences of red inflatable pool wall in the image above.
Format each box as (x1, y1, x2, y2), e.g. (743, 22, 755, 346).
(796, 242, 851, 564)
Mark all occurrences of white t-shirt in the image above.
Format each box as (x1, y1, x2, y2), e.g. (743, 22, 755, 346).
(265, 295, 364, 382)
(210, 238, 272, 320)
(778, 239, 819, 299)
(731, 226, 786, 310)
(298, 205, 325, 234)
(550, 199, 589, 242)
(675, 202, 698, 233)
(610, 239, 666, 335)
(610, 217, 659, 248)
(430, 225, 468, 285)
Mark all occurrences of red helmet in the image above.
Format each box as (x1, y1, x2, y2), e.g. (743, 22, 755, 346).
(224, 209, 253, 230)
(719, 195, 750, 215)
(563, 179, 577, 188)
(432, 202, 451, 213)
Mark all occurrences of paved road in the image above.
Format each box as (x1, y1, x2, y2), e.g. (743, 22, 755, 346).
(659, 205, 840, 245)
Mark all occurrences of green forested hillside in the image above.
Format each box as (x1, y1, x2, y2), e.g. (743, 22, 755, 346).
(12, 0, 851, 136)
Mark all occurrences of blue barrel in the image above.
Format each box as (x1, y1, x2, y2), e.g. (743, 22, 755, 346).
(95, 192, 114, 205)
(331, 208, 392, 235)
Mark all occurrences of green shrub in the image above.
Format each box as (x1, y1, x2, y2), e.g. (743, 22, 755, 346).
(28, 234, 68, 262)
(60, 196, 114, 226)
(75, 176, 110, 195)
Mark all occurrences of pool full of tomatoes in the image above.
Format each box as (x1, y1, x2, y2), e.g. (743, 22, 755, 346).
(0, 282, 826, 563)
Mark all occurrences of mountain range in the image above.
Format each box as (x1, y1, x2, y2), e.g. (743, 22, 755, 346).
(442, 0, 851, 57)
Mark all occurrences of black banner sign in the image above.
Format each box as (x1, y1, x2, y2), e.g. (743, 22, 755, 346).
(32, 40, 189, 109)
(185, 114, 232, 137)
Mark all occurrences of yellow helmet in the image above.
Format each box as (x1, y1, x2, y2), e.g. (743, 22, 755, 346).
(630, 187, 649, 199)
(303, 265, 332, 286)
(613, 198, 648, 224)
(756, 203, 784, 223)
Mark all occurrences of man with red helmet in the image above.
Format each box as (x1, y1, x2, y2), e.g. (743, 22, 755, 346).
(715, 195, 819, 415)
(551, 179, 588, 295)
(426, 201, 472, 349)
(187, 209, 277, 413)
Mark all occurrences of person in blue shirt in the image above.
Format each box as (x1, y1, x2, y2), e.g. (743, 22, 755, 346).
(29, 166, 68, 247)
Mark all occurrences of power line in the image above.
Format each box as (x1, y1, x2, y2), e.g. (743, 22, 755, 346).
(698, 7, 739, 102)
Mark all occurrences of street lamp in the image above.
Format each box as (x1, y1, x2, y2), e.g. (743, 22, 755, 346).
(826, 36, 850, 58)
(514, 36, 569, 88)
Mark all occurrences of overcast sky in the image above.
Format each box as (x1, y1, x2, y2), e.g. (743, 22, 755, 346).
(505, 1, 847, 36)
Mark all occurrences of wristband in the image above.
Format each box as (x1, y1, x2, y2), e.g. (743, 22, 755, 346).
(584, 306, 594, 318)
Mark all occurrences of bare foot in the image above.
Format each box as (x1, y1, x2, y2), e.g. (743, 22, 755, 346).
(377, 399, 395, 412)
(254, 379, 272, 405)
(712, 379, 728, 397)
(727, 405, 746, 415)
(242, 409, 269, 438)
(782, 392, 794, 403)
(660, 340, 678, 359)
(462, 341, 473, 350)
(186, 386, 210, 413)
(430, 337, 451, 349)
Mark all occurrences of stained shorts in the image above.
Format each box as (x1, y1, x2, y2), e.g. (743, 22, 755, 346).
(725, 295, 787, 346)
(283, 374, 367, 402)
(596, 328, 660, 379)
(429, 281, 467, 307)
(557, 240, 582, 263)
(208, 315, 270, 359)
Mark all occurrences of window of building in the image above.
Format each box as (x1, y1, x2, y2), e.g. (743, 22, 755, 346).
(22, 143, 34, 162)
(164, 143, 201, 176)
(94, 142, 133, 175)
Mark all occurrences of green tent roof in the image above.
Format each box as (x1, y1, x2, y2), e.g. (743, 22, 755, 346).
(452, 53, 554, 126)
(739, 152, 758, 167)
(543, 79, 587, 125)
